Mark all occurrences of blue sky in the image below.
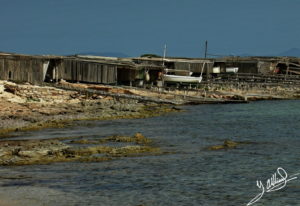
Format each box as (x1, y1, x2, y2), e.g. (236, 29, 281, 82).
(0, 0, 299, 57)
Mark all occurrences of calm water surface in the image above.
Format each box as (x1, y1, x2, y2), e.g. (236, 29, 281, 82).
(1, 100, 300, 206)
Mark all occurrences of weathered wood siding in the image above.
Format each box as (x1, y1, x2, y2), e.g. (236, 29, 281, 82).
(117, 67, 137, 82)
(59, 59, 117, 84)
(0, 56, 45, 84)
(258, 61, 273, 74)
(233, 62, 258, 73)
(215, 61, 259, 74)
(174, 62, 213, 73)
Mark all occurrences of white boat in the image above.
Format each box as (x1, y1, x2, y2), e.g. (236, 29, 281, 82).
(162, 74, 203, 83)
(160, 45, 205, 84)
(226, 67, 239, 73)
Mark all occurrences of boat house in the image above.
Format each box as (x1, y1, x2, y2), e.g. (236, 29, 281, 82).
(1, 52, 300, 87)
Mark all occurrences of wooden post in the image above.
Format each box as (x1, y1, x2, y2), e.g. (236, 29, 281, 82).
(115, 66, 118, 86)
(204, 40, 208, 58)
(162, 44, 167, 66)
(1, 59, 4, 79)
(285, 62, 289, 80)
(55, 62, 59, 83)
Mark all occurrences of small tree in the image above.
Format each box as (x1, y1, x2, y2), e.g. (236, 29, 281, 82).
(140, 54, 161, 58)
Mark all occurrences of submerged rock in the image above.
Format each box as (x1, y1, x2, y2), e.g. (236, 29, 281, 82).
(104, 133, 152, 144)
(223, 140, 239, 148)
(208, 139, 253, 151)
(0, 133, 160, 166)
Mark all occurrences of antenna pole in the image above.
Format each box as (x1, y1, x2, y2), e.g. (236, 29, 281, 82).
(163, 44, 167, 66)
(204, 40, 208, 58)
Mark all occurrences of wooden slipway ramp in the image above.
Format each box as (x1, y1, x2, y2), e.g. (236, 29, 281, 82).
(48, 82, 248, 105)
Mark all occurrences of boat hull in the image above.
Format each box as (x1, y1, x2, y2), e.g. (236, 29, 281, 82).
(162, 74, 202, 83)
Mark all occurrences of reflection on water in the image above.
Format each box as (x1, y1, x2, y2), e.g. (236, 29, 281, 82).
(1, 100, 300, 205)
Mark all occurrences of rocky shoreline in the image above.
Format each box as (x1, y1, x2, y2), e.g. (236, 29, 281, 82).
(0, 80, 299, 166)
(0, 81, 178, 136)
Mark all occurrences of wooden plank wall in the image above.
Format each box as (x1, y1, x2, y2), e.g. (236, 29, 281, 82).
(174, 62, 213, 73)
(117, 67, 136, 82)
(258, 61, 273, 74)
(0, 56, 44, 84)
(216, 61, 259, 74)
(59, 59, 117, 84)
(232, 62, 258, 73)
(0, 57, 7, 79)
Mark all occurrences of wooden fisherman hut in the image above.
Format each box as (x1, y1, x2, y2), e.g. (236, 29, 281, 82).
(0, 52, 53, 84)
(54, 57, 120, 84)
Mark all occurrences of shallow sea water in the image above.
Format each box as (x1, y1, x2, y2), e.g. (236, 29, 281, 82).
(1, 100, 300, 206)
